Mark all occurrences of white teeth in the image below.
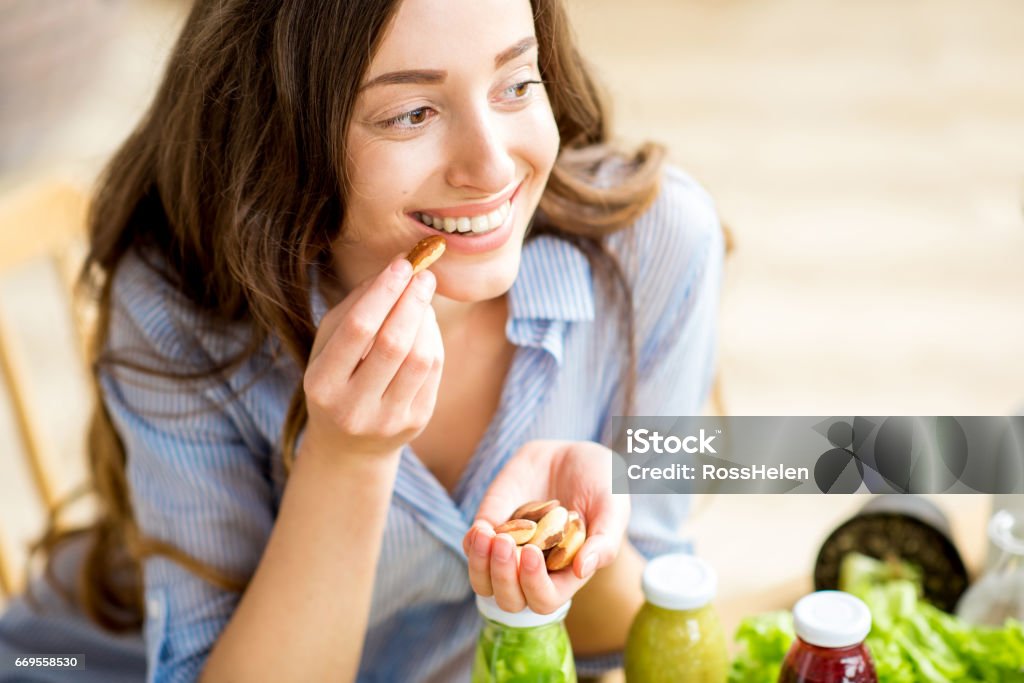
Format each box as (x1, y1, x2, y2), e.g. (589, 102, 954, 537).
(418, 199, 512, 235)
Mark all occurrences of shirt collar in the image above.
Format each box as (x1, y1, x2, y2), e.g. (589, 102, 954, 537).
(507, 234, 595, 323)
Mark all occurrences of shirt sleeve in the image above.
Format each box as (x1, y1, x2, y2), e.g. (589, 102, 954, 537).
(100, 255, 275, 683)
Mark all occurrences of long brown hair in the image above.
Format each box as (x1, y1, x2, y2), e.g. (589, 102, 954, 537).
(33, 0, 665, 632)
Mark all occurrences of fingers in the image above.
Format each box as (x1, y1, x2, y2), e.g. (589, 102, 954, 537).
(410, 345, 443, 420)
(308, 275, 374, 362)
(467, 523, 495, 598)
(489, 534, 526, 612)
(351, 270, 436, 395)
(310, 258, 415, 374)
(569, 481, 626, 581)
(386, 303, 442, 408)
(464, 526, 604, 614)
(517, 545, 565, 614)
(571, 533, 610, 580)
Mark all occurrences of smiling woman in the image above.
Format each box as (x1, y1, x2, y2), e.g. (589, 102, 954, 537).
(0, 1, 724, 682)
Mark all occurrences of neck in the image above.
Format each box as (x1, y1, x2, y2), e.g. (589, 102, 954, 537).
(432, 293, 507, 341)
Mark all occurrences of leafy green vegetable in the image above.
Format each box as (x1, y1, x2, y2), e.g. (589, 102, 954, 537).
(728, 611, 794, 683)
(728, 553, 1024, 682)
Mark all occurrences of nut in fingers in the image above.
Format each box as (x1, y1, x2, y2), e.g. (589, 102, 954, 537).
(527, 506, 568, 550)
(406, 235, 446, 274)
(510, 499, 560, 523)
(546, 511, 587, 571)
(493, 519, 537, 545)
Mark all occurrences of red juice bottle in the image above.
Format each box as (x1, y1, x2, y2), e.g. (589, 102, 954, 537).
(778, 591, 877, 683)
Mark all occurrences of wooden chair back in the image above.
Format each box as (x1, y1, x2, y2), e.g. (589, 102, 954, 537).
(0, 178, 92, 601)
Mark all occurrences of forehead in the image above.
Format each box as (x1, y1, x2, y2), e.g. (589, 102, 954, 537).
(367, 0, 537, 75)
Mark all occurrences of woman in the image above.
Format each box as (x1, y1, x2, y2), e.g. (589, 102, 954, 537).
(0, 0, 724, 681)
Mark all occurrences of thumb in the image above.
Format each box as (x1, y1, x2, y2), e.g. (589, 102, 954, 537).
(573, 532, 619, 580)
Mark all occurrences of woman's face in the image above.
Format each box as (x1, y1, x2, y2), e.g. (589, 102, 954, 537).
(337, 0, 560, 302)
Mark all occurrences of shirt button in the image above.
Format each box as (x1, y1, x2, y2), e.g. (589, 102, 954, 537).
(147, 598, 162, 618)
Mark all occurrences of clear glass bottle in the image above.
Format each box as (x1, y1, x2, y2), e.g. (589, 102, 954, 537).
(956, 509, 1024, 626)
(778, 591, 877, 683)
(471, 595, 576, 683)
(624, 553, 729, 682)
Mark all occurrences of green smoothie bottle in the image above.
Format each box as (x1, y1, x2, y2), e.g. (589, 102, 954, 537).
(624, 553, 729, 683)
(471, 595, 577, 683)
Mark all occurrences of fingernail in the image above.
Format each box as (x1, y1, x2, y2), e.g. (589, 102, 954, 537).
(581, 553, 598, 578)
(391, 258, 412, 277)
(473, 529, 491, 558)
(521, 546, 541, 572)
(493, 536, 513, 562)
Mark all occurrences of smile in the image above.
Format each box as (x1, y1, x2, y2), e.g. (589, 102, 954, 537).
(415, 200, 511, 236)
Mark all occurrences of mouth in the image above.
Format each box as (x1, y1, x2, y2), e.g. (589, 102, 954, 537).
(408, 182, 521, 237)
(412, 200, 511, 236)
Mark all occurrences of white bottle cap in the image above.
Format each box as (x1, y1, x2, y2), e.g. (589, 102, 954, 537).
(475, 595, 571, 628)
(793, 591, 872, 648)
(641, 553, 717, 611)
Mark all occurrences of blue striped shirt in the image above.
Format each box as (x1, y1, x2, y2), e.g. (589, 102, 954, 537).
(0, 165, 724, 682)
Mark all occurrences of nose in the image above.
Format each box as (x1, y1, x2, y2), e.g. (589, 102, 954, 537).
(444, 107, 516, 195)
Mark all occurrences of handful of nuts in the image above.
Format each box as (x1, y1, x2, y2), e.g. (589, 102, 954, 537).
(493, 499, 587, 572)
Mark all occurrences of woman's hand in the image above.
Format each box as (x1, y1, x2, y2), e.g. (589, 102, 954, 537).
(463, 441, 630, 614)
(302, 257, 443, 460)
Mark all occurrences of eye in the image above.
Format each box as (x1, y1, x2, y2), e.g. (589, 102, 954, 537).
(380, 106, 435, 130)
(503, 80, 544, 100)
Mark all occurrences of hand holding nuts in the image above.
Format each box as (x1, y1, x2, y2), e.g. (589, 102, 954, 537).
(494, 499, 589, 572)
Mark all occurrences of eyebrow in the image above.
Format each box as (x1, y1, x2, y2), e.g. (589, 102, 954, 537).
(359, 36, 538, 92)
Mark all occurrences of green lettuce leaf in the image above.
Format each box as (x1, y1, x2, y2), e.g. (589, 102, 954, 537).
(728, 611, 794, 683)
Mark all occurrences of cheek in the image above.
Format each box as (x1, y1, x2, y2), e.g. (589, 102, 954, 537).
(523, 103, 560, 175)
(346, 136, 428, 211)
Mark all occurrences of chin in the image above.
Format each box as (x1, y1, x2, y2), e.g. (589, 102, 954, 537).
(433, 260, 520, 303)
